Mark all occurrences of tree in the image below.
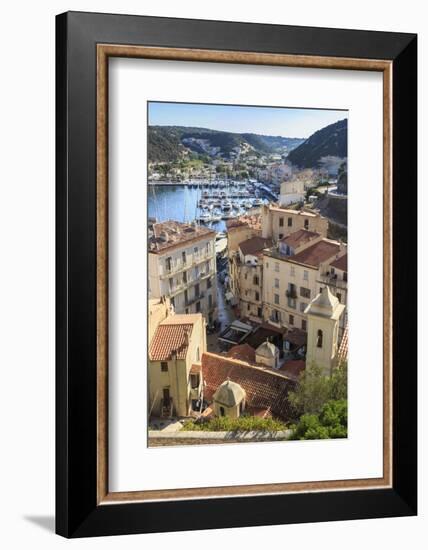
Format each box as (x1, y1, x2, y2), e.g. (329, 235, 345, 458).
(288, 362, 347, 417)
(290, 399, 347, 440)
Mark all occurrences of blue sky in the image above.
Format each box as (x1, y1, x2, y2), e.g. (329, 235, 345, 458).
(148, 102, 347, 139)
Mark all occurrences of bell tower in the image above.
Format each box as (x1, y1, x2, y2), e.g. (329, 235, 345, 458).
(305, 286, 345, 375)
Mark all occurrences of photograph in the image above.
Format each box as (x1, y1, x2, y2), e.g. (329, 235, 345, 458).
(147, 101, 349, 446)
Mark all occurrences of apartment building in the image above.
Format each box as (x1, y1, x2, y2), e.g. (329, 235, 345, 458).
(226, 215, 261, 299)
(261, 204, 329, 242)
(262, 229, 346, 331)
(317, 253, 348, 335)
(233, 236, 272, 322)
(148, 221, 217, 323)
(148, 312, 206, 417)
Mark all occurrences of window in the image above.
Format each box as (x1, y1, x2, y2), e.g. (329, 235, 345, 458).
(343, 272, 348, 282)
(274, 293, 280, 305)
(336, 292, 342, 303)
(208, 294, 213, 308)
(182, 251, 187, 265)
(317, 329, 323, 348)
(300, 287, 310, 299)
(185, 308, 189, 314)
(290, 266, 295, 277)
(195, 283, 200, 297)
(253, 275, 259, 285)
(196, 301, 201, 313)
(247, 303, 251, 311)
(194, 246, 198, 257)
(194, 266, 199, 278)
(190, 374, 200, 389)
(207, 276, 213, 289)
(302, 319, 307, 331)
(265, 262, 269, 269)
(303, 270, 309, 281)
(288, 217, 293, 227)
(206, 242, 210, 254)
(169, 277, 174, 291)
(274, 278, 279, 289)
(274, 262, 280, 272)
(165, 257, 172, 272)
(196, 347, 200, 361)
(279, 217, 284, 227)
(279, 233, 283, 240)
(255, 291, 260, 301)
(161, 362, 168, 372)
(304, 219, 309, 230)
(257, 307, 262, 318)
(300, 302, 307, 313)
(272, 309, 281, 322)
(219, 406, 225, 417)
(288, 298, 296, 309)
(183, 270, 187, 283)
(289, 314, 294, 325)
(170, 296, 175, 308)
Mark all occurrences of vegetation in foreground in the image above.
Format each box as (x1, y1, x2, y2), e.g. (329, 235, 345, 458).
(181, 416, 287, 433)
(290, 399, 347, 440)
(288, 363, 348, 440)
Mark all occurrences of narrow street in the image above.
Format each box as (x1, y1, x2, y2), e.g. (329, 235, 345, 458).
(207, 271, 236, 353)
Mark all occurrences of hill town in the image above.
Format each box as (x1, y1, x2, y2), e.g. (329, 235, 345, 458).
(147, 108, 348, 446)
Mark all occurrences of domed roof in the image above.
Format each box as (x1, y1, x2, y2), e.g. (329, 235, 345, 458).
(213, 379, 246, 407)
(256, 340, 278, 358)
(305, 286, 339, 317)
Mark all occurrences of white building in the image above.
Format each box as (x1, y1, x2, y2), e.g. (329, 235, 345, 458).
(279, 179, 305, 206)
(148, 221, 217, 324)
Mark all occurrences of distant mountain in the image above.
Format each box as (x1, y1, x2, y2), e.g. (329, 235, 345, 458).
(287, 119, 348, 169)
(148, 125, 305, 163)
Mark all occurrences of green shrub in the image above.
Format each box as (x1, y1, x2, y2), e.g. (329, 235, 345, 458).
(181, 416, 286, 433)
(290, 399, 348, 440)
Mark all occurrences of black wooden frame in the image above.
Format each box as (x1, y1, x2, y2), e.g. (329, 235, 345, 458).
(56, 11, 417, 538)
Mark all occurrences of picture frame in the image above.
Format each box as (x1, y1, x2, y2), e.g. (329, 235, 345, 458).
(56, 11, 417, 538)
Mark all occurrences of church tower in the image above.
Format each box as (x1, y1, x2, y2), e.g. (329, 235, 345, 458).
(305, 286, 345, 375)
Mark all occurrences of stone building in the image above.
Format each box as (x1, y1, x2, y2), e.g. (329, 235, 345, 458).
(262, 230, 346, 331)
(148, 312, 206, 417)
(305, 286, 346, 375)
(279, 178, 305, 207)
(148, 220, 217, 323)
(261, 204, 329, 242)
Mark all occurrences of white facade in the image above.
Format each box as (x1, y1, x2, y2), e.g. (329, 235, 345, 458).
(279, 179, 305, 206)
(149, 235, 217, 323)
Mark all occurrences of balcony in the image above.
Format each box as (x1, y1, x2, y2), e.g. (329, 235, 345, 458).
(185, 292, 205, 307)
(318, 272, 348, 290)
(160, 250, 214, 279)
(286, 288, 297, 299)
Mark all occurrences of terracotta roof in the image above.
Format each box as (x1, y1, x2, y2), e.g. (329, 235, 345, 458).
(281, 229, 320, 248)
(149, 314, 201, 361)
(289, 239, 341, 268)
(201, 352, 296, 421)
(239, 236, 272, 256)
(337, 324, 349, 365)
(330, 253, 348, 272)
(279, 360, 306, 380)
(226, 214, 261, 231)
(148, 220, 215, 253)
(190, 363, 202, 374)
(227, 343, 256, 363)
(284, 328, 307, 348)
(246, 406, 272, 418)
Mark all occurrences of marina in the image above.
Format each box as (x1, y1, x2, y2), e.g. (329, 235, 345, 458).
(148, 179, 275, 232)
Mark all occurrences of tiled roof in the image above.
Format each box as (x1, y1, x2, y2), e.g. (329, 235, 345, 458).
(190, 363, 202, 374)
(279, 360, 306, 380)
(201, 352, 296, 421)
(149, 314, 201, 361)
(330, 253, 348, 272)
(337, 324, 349, 365)
(148, 220, 215, 253)
(226, 343, 256, 363)
(239, 236, 272, 256)
(281, 229, 320, 248)
(289, 239, 341, 268)
(284, 328, 307, 348)
(226, 214, 261, 231)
